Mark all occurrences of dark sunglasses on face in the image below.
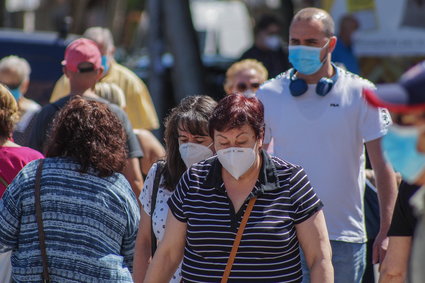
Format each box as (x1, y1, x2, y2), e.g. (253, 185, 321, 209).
(236, 82, 261, 92)
(77, 66, 96, 73)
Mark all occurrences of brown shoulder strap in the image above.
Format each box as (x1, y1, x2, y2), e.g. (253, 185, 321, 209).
(34, 159, 50, 282)
(0, 175, 8, 187)
(221, 197, 257, 283)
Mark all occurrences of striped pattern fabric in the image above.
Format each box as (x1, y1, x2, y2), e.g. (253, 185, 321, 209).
(168, 150, 323, 282)
(0, 157, 140, 283)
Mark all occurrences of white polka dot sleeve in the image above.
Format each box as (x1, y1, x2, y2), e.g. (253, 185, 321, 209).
(139, 162, 158, 216)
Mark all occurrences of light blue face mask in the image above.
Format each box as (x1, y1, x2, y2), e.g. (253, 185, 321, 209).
(382, 125, 425, 184)
(101, 55, 109, 74)
(9, 88, 22, 101)
(288, 41, 329, 75)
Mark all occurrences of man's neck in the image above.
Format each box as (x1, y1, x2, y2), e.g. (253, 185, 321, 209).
(69, 88, 98, 98)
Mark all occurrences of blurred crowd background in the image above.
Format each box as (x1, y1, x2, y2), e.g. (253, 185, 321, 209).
(0, 0, 424, 138)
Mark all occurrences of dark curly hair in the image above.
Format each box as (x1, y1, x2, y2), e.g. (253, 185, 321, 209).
(163, 95, 217, 191)
(45, 97, 127, 177)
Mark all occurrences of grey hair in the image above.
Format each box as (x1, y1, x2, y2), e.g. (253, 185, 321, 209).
(292, 8, 335, 37)
(94, 82, 126, 108)
(0, 55, 31, 83)
(83, 27, 115, 52)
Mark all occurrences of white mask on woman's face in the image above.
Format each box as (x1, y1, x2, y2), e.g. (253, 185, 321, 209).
(179, 142, 214, 168)
(217, 142, 257, 180)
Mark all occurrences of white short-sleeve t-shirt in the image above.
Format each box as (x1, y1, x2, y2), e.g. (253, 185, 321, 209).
(139, 162, 182, 283)
(257, 67, 391, 243)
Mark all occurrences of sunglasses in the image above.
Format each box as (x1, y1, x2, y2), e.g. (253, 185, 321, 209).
(77, 66, 96, 73)
(236, 82, 261, 92)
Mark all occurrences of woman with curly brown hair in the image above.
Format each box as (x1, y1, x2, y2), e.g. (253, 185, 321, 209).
(0, 97, 140, 282)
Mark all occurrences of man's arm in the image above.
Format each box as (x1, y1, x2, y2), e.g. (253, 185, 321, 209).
(365, 138, 398, 264)
(134, 129, 165, 176)
(378, 236, 412, 283)
(123, 157, 144, 198)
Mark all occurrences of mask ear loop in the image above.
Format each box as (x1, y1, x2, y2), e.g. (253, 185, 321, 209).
(319, 39, 330, 65)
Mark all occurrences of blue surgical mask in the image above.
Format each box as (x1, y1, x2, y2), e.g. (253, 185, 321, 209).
(10, 88, 22, 101)
(101, 55, 109, 74)
(382, 125, 425, 183)
(288, 41, 329, 75)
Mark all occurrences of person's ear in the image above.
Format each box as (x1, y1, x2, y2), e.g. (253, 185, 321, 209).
(329, 36, 337, 53)
(96, 67, 104, 79)
(19, 79, 29, 95)
(258, 128, 265, 150)
(417, 130, 425, 153)
(63, 66, 70, 78)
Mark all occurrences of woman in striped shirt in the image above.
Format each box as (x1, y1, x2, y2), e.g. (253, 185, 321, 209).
(145, 94, 333, 282)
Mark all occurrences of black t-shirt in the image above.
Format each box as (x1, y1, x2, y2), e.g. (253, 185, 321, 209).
(28, 95, 143, 158)
(388, 181, 420, 237)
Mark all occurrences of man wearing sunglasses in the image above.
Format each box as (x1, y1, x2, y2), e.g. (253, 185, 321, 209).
(29, 38, 144, 199)
(256, 7, 398, 283)
(364, 61, 425, 283)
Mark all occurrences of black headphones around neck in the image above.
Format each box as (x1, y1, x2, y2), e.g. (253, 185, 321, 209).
(289, 65, 339, 97)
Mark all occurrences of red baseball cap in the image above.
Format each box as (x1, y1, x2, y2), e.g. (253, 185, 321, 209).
(363, 61, 425, 113)
(62, 38, 101, 72)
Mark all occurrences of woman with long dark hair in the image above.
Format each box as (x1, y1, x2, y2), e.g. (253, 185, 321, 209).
(133, 95, 217, 283)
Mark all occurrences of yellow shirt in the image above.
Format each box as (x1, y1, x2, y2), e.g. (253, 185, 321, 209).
(50, 61, 159, 130)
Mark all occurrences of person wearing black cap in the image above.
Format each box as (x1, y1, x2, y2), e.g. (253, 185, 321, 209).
(364, 61, 425, 283)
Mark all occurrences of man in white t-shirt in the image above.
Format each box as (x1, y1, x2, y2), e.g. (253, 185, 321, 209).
(256, 7, 397, 283)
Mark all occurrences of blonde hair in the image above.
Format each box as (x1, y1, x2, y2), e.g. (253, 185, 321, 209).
(0, 83, 19, 141)
(94, 82, 126, 108)
(224, 59, 268, 94)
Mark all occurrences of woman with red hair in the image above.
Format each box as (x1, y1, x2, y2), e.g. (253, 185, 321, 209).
(144, 94, 333, 282)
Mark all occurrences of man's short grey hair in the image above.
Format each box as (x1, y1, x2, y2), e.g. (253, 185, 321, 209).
(0, 55, 31, 83)
(291, 7, 335, 37)
(83, 27, 115, 51)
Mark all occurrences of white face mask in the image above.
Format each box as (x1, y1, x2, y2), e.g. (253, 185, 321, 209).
(179, 142, 214, 168)
(264, 35, 282, 51)
(242, 89, 256, 98)
(217, 143, 257, 180)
